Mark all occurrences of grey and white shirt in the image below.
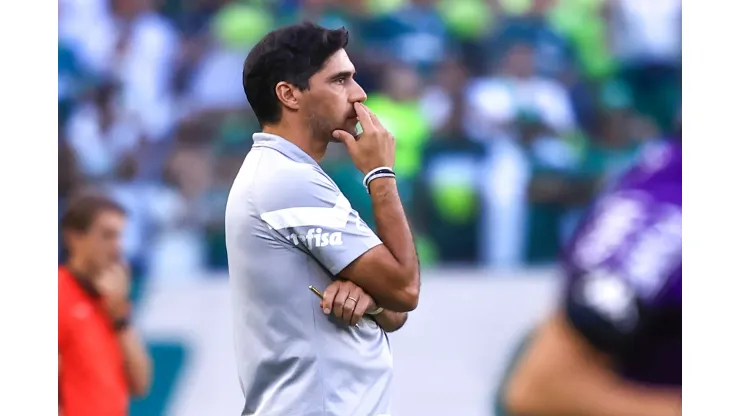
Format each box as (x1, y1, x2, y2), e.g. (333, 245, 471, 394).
(225, 132, 393, 416)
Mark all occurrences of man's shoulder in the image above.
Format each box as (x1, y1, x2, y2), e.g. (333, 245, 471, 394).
(249, 146, 332, 185)
(254, 163, 340, 209)
(271, 162, 332, 187)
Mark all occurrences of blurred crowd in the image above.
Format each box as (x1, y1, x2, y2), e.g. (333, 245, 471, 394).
(58, 0, 681, 280)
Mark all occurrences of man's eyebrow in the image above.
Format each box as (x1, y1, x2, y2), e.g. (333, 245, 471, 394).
(327, 70, 354, 81)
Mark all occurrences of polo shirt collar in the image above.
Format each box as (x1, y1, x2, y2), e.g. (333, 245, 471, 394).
(251, 132, 319, 167)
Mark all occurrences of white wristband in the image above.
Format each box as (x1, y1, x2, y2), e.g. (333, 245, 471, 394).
(363, 167, 395, 188)
(366, 307, 385, 316)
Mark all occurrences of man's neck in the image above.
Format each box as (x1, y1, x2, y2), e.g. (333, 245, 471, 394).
(262, 125, 328, 163)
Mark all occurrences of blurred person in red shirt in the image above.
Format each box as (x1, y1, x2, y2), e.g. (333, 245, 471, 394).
(58, 194, 152, 416)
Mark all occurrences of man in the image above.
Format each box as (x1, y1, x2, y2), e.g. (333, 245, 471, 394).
(58, 194, 152, 416)
(498, 137, 682, 416)
(225, 22, 420, 416)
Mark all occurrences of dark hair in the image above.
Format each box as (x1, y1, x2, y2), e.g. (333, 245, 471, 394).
(61, 193, 126, 233)
(242, 22, 349, 126)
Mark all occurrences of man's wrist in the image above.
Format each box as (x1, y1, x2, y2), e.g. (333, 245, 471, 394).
(367, 176, 397, 197)
(364, 167, 396, 194)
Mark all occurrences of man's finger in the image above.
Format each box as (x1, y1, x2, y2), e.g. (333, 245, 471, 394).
(322, 284, 339, 315)
(343, 286, 363, 323)
(362, 104, 384, 131)
(332, 129, 357, 151)
(332, 283, 351, 319)
(351, 296, 372, 326)
(354, 102, 376, 131)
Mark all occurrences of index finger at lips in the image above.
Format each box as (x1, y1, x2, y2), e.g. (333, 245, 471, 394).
(363, 105, 384, 130)
(354, 102, 376, 132)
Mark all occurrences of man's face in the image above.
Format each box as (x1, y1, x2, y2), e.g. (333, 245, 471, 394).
(301, 49, 367, 142)
(503, 44, 535, 78)
(69, 210, 126, 273)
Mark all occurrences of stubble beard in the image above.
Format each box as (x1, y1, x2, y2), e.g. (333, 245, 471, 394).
(307, 111, 355, 143)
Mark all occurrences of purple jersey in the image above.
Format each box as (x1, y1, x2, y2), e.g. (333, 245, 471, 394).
(561, 140, 681, 387)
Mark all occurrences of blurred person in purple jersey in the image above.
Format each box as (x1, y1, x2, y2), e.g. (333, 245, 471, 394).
(498, 129, 681, 416)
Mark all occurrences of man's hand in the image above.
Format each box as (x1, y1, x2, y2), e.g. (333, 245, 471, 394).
(332, 102, 395, 175)
(321, 280, 378, 326)
(94, 263, 131, 321)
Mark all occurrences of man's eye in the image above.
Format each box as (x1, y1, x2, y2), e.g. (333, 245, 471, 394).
(336, 78, 346, 84)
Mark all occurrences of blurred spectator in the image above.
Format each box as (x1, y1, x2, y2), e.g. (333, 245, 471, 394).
(65, 79, 144, 180)
(183, 2, 272, 114)
(607, 0, 681, 132)
(466, 42, 576, 141)
(59, 0, 115, 71)
(467, 42, 576, 267)
(59, 130, 82, 202)
(146, 126, 215, 281)
(416, 75, 486, 265)
(111, 0, 180, 140)
(522, 112, 586, 264)
(362, 0, 449, 74)
(488, 0, 576, 80)
(59, 40, 92, 126)
(420, 57, 470, 133)
(63, 0, 180, 139)
(59, 131, 82, 262)
(102, 152, 159, 278)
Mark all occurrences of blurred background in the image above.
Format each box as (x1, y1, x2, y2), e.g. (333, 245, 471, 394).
(58, 0, 681, 414)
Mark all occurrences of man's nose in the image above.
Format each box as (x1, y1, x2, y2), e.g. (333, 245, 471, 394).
(349, 81, 367, 104)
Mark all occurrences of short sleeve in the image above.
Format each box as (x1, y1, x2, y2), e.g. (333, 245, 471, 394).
(562, 190, 682, 355)
(257, 166, 382, 275)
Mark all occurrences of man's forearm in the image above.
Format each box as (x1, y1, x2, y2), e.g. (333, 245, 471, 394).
(373, 310, 408, 333)
(368, 178, 419, 285)
(118, 327, 152, 397)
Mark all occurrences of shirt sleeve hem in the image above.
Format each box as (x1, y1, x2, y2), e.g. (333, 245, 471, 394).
(327, 239, 383, 276)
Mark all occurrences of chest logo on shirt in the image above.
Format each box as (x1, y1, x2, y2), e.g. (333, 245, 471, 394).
(287, 228, 343, 249)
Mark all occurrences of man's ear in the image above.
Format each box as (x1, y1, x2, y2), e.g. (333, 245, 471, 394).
(275, 81, 301, 111)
